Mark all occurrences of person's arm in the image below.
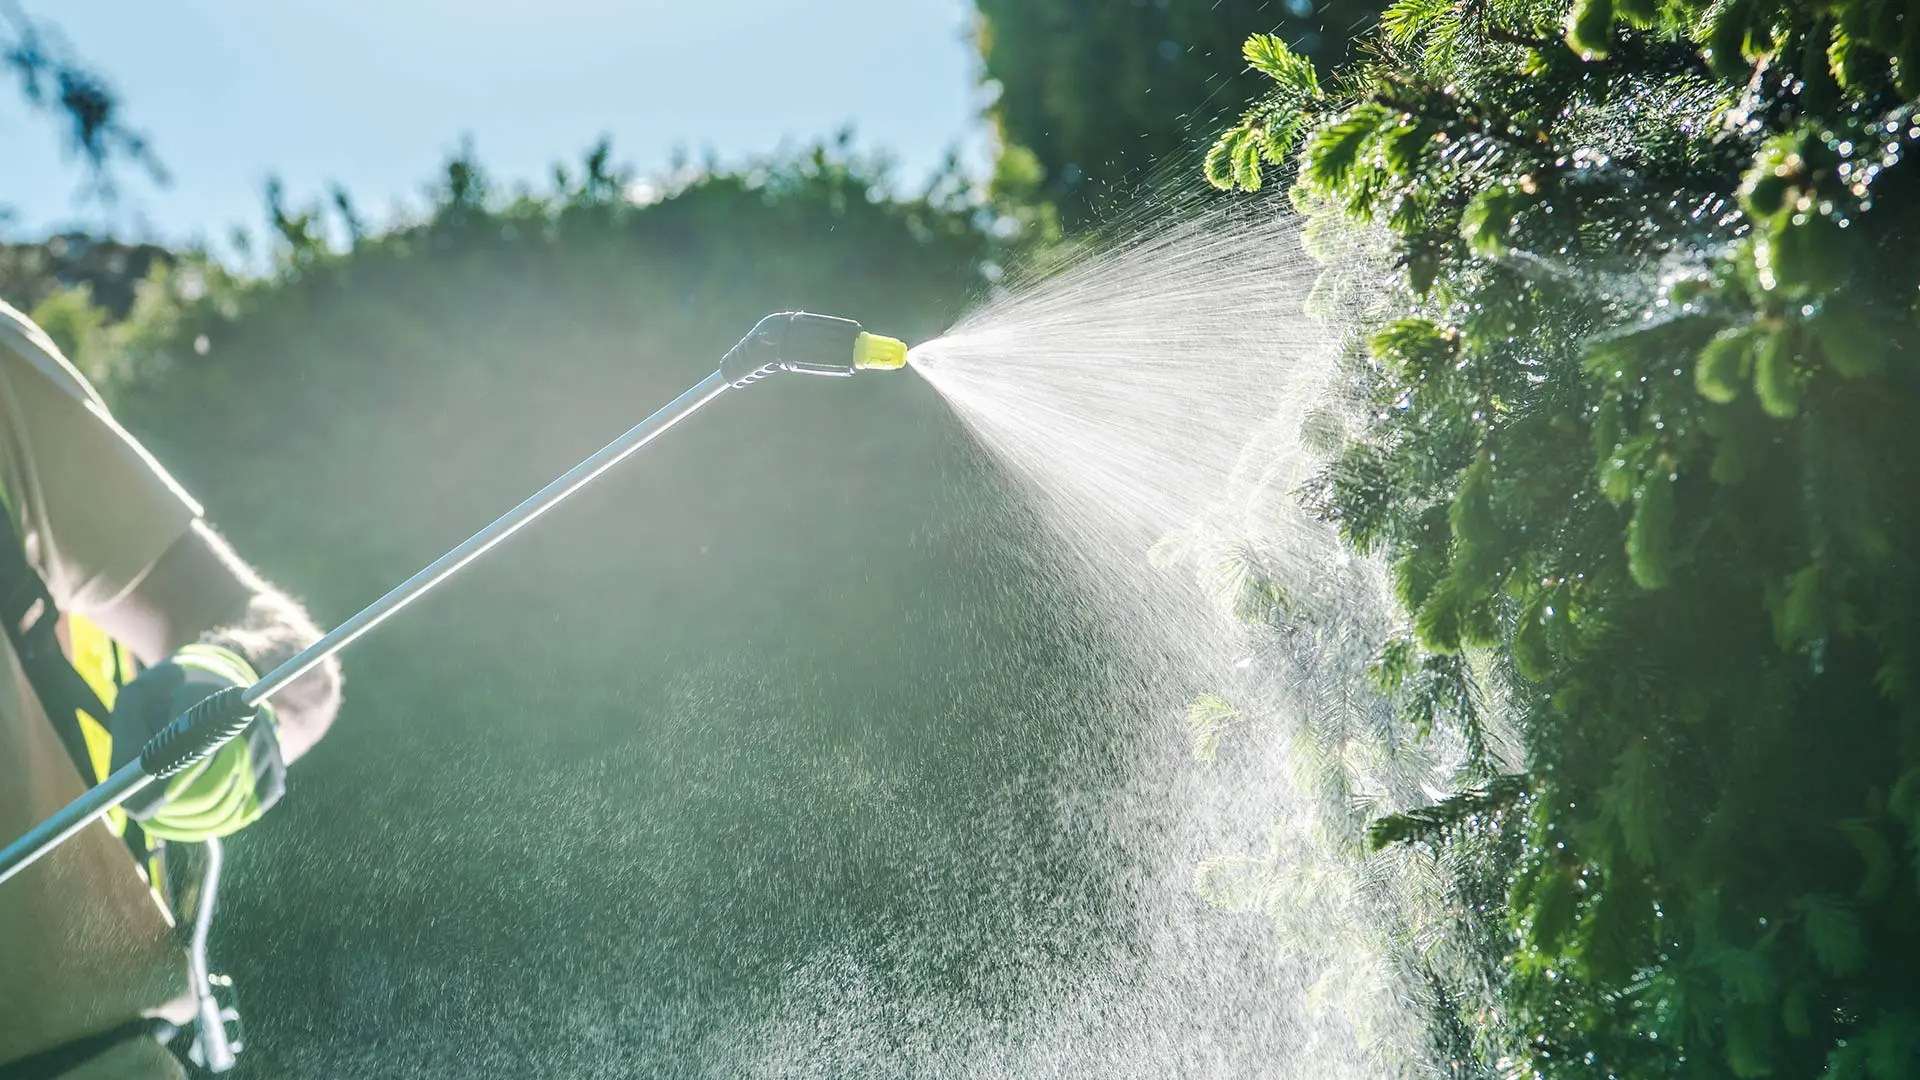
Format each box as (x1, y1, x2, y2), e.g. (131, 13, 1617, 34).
(87, 518, 342, 763)
(3, 298, 340, 842)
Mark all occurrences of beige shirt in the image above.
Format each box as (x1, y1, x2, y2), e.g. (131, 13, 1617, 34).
(0, 300, 197, 1073)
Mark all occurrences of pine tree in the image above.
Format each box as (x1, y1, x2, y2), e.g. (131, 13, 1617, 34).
(1217, 2, 1920, 1075)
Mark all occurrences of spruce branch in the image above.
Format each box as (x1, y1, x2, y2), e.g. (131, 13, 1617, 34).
(1366, 773, 1531, 850)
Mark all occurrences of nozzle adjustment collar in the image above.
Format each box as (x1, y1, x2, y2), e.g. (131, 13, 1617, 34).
(721, 312, 865, 387)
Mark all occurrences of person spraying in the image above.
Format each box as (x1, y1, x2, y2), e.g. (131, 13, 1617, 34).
(0, 305, 908, 1077)
(0, 300, 343, 1080)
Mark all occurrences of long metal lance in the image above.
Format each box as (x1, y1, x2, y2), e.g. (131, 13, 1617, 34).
(0, 370, 732, 886)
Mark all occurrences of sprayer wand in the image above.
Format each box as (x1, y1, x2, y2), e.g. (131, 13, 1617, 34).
(0, 312, 909, 888)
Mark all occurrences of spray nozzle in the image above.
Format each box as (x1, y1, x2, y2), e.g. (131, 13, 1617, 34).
(720, 312, 908, 387)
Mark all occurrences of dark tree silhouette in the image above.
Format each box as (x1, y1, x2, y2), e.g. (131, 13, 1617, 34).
(3, 1, 165, 205)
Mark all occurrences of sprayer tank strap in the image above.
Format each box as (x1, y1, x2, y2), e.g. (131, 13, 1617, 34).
(0, 495, 169, 901)
(0, 505, 115, 787)
(0, 1017, 179, 1080)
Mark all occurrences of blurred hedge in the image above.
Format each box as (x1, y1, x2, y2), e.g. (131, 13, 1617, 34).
(46, 142, 1143, 1076)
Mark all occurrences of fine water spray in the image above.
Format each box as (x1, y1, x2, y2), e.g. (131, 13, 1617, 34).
(0, 312, 910, 887)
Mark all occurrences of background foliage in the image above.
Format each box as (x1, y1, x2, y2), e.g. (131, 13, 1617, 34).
(974, 0, 1381, 227)
(1217, 0, 1920, 1075)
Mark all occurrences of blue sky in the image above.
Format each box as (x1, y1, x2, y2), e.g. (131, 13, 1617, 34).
(4, 0, 989, 251)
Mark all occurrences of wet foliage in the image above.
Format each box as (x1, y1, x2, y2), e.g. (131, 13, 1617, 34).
(1217, 0, 1920, 1075)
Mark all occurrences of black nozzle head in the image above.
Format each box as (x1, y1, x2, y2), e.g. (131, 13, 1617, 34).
(720, 312, 865, 387)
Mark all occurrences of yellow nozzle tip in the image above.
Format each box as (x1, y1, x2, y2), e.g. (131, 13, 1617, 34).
(853, 331, 909, 372)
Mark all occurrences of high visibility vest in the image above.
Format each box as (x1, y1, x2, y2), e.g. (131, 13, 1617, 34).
(0, 482, 168, 903)
(64, 613, 144, 836)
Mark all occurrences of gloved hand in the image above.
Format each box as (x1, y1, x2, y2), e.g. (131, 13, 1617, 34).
(109, 644, 285, 844)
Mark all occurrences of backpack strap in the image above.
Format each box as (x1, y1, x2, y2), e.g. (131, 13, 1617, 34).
(0, 507, 112, 785)
(0, 504, 159, 884)
(0, 1017, 180, 1080)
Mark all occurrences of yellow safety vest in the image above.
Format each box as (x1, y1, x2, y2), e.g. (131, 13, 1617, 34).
(64, 614, 143, 836)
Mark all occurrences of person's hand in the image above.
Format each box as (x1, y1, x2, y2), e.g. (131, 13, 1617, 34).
(109, 645, 285, 844)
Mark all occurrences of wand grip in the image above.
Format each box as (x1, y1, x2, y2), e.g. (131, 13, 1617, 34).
(141, 687, 257, 779)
